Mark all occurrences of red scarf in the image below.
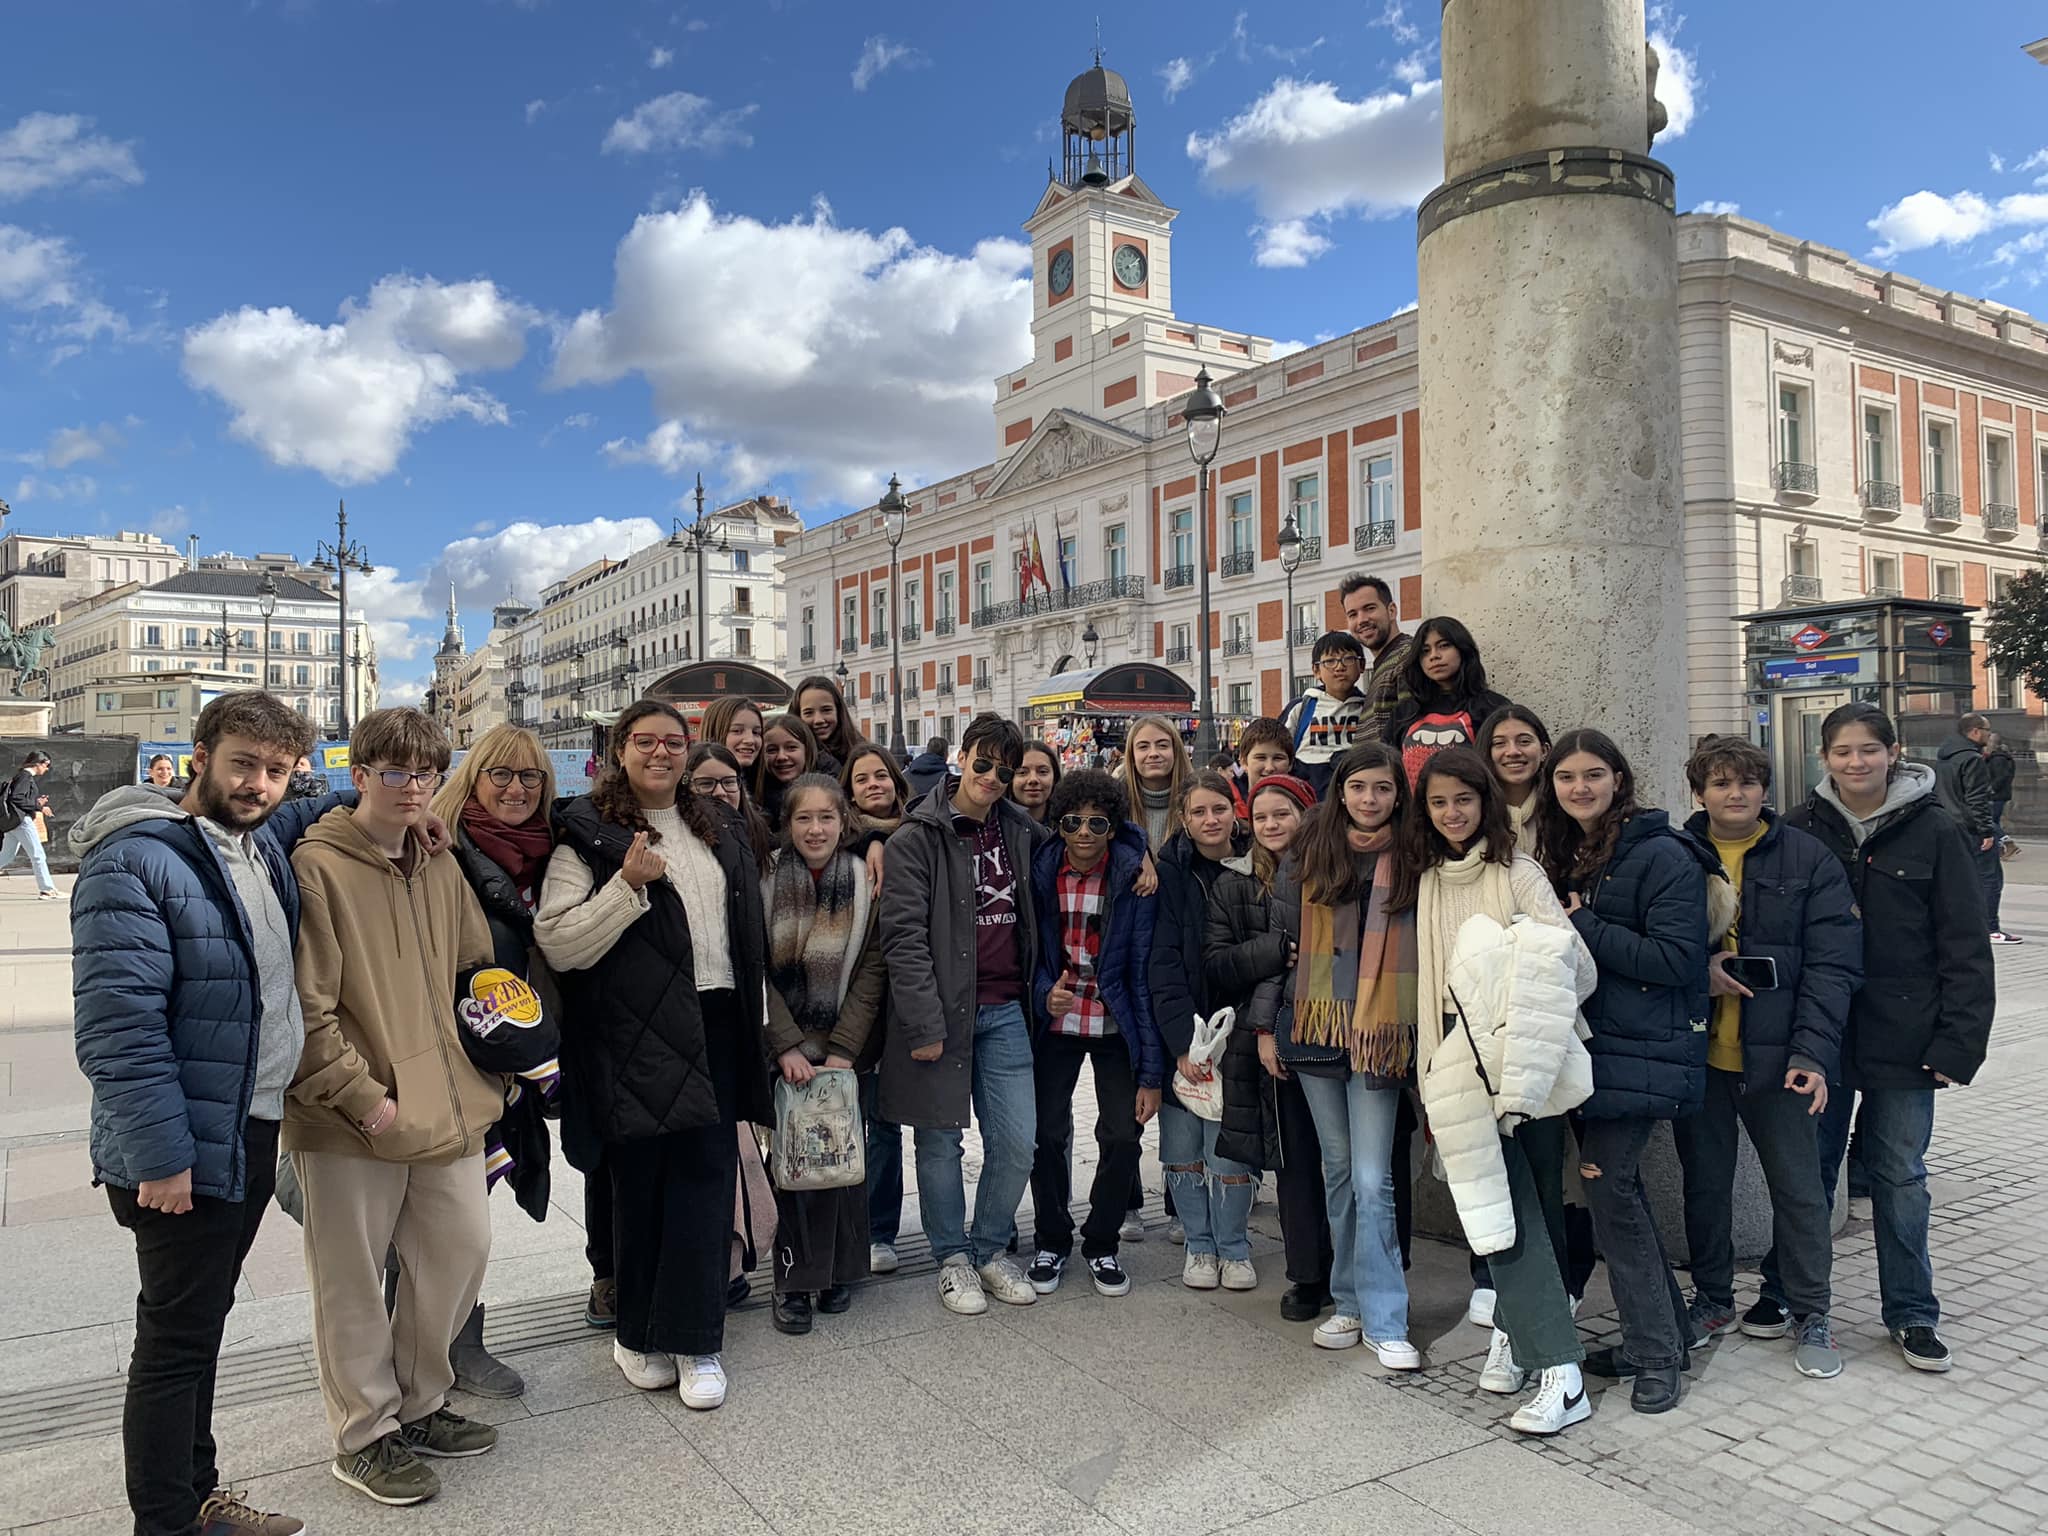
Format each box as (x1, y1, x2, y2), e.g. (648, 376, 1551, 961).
(460, 798, 554, 900)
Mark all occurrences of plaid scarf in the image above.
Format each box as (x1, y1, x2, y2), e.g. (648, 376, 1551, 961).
(766, 849, 860, 1039)
(1291, 830, 1419, 1077)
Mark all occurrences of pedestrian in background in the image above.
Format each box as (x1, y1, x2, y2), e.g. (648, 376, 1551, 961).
(903, 734, 952, 804)
(1, 748, 58, 898)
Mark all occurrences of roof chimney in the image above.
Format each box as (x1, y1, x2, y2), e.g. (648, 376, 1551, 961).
(187, 534, 199, 571)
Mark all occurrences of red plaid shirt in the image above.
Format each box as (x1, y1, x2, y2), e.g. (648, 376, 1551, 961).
(1053, 859, 1112, 1038)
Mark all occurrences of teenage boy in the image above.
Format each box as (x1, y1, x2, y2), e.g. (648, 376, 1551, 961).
(71, 691, 327, 1536)
(1278, 631, 1371, 797)
(1025, 769, 1163, 1297)
(880, 711, 1050, 1315)
(1339, 574, 1412, 736)
(1673, 736, 1861, 1379)
(1238, 718, 1297, 784)
(287, 708, 501, 1507)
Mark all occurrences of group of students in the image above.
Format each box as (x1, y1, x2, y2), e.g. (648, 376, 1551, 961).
(66, 628, 1997, 1534)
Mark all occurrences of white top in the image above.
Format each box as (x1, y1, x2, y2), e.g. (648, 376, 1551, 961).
(534, 804, 735, 991)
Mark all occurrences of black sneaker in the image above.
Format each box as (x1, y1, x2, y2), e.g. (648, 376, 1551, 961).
(1739, 1296, 1791, 1339)
(1893, 1325, 1953, 1373)
(1088, 1255, 1132, 1297)
(1280, 1283, 1332, 1323)
(1027, 1250, 1066, 1295)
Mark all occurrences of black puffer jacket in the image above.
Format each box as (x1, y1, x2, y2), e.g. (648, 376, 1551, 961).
(548, 798, 772, 1144)
(1205, 856, 1287, 1170)
(1785, 769, 1994, 1088)
(1567, 810, 1711, 1120)
(1933, 734, 1994, 841)
(1682, 809, 1861, 1090)
(1150, 832, 1226, 1066)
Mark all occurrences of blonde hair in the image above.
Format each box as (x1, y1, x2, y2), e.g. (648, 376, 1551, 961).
(1117, 714, 1190, 836)
(430, 723, 555, 827)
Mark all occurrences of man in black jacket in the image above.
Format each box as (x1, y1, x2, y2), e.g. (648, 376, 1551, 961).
(1935, 715, 2016, 944)
(1675, 738, 1861, 1379)
(902, 735, 951, 806)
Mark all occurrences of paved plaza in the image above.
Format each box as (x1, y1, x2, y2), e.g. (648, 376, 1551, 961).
(3, 870, 2046, 1536)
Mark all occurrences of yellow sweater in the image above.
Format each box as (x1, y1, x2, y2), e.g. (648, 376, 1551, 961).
(1707, 822, 1767, 1073)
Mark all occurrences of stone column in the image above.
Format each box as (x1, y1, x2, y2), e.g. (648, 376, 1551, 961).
(1418, 0, 1687, 806)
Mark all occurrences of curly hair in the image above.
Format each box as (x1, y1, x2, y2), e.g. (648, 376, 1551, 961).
(1534, 727, 1641, 894)
(1046, 767, 1124, 829)
(591, 700, 717, 850)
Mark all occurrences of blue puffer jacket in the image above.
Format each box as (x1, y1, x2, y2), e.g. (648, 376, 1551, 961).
(1030, 829, 1164, 1089)
(1568, 810, 1712, 1120)
(1682, 808, 1862, 1091)
(70, 787, 339, 1201)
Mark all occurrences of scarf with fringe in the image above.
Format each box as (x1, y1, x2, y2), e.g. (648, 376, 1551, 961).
(1290, 828, 1419, 1077)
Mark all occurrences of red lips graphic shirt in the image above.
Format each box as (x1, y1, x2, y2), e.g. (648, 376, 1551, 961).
(1396, 708, 1480, 788)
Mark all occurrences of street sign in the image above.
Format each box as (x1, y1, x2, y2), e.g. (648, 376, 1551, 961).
(1791, 624, 1830, 652)
(1764, 654, 1860, 681)
(1928, 622, 1953, 646)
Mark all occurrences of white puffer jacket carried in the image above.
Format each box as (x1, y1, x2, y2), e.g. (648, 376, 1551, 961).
(1419, 912, 1598, 1255)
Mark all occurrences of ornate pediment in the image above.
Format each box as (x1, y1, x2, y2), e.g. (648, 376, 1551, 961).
(988, 410, 1145, 497)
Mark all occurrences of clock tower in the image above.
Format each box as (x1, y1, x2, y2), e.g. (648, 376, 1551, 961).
(995, 58, 1269, 456)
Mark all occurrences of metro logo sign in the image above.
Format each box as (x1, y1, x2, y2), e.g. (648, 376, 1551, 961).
(1791, 625, 1829, 652)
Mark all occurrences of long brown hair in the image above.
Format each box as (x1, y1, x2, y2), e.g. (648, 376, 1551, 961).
(1391, 746, 1516, 910)
(1534, 727, 1642, 893)
(1248, 780, 1309, 893)
(684, 741, 771, 872)
(699, 697, 765, 764)
(1294, 742, 1407, 907)
(592, 699, 717, 850)
(751, 711, 819, 802)
(792, 674, 862, 766)
(1176, 769, 1238, 842)
(840, 740, 908, 821)
(1118, 714, 1190, 835)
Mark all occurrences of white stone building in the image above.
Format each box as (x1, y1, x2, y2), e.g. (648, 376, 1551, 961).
(0, 530, 185, 632)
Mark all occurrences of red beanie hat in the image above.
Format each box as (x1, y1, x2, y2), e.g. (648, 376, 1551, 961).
(1248, 773, 1318, 814)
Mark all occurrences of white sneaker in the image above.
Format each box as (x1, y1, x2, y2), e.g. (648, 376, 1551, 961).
(938, 1255, 988, 1315)
(1119, 1213, 1146, 1243)
(1848, 1195, 1874, 1222)
(1182, 1252, 1221, 1290)
(1166, 1219, 1186, 1245)
(679, 1354, 726, 1411)
(1369, 1337, 1422, 1371)
(869, 1242, 900, 1274)
(976, 1254, 1037, 1306)
(1510, 1364, 1592, 1436)
(1219, 1258, 1258, 1292)
(1478, 1327, 1527, 1394)
(612, 1340, 678, 1390)
(1313, 1314, 1362, 1350)
(1467, 1286, 1497, 1329)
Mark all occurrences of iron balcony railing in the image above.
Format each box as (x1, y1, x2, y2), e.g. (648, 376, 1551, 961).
(1781, 575, 1823, 604)
(1860, 480, 1901, 513)
(1925, 492, 1963, 526)
(934, 616, 956, 637)
(1773, 461, 1820, 495)
(1984, 502, 2020, 535)
(1294, 535, 1323, 564)
(970, 576, 1145, 629)
(1163, 564, 1195, 590)
(798, 643, 815, 662)
(1354, 521, 1395, 551)
(936, 678, 955, 697)
(870, 633, 889, 651)
(1221, 551, 1256, 578)
(840, 637, 859, 655)
(973, 672, 991, 692)
(1223, 636, 1254, 657)
(1867, 585, 1904, 599)
(1164, 644, 1192, 664)
(901, 623, 921, 642)
(903, 678, 920, 700)
(1290, 624, 1319, 646)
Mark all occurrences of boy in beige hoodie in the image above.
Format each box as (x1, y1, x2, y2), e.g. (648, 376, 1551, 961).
(287, 709, 500, 1508)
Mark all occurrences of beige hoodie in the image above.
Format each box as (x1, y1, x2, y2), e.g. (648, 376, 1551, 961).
(285, 806, 499, 1164)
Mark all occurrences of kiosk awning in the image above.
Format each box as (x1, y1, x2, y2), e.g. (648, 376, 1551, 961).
(1023, 661, 1195, 722)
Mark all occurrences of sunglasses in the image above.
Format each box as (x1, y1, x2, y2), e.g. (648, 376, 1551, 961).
(627, 733, 689, 755)
(971, 757, 1016, 785)
(690, 775, 742, 797)
(1059, 814, 1112, 836)
(372, 767, 441, 789)
(483, 767, 546, 789)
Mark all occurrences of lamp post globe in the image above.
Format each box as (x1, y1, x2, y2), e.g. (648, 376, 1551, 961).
(879, 472, 909, 760)
(1182, 368, 1227, 759)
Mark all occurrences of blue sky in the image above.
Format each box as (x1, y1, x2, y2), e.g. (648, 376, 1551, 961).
(4, 1, 2046, 697)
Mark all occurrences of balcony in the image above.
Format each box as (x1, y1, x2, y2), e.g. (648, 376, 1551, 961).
(935, 678, 955, 697)
(1867, 585, 1904, 600)
(1294, 536, 1323, 564)
(934, 616, 956, 637)
(1925, 492, 1963, 528)
(1221, 551, 1256, 578)
(1163, 563, 1195, 590)
(1780, 575, 1823, 605)
(902, 678, 920, 700)
(1354, 521, 1396, 552)
(1164, 644, 1192, 664)
(840, 637, 859, 655)
(1984, 502, 2020, 537)
(1290, 624, 1319, 646)
(901, 623, 922, 642)
(973, 672, 991, 693)
(870, 633, 890, 651)
(1223, 636, 1254, 658)
(971, 576, 1145, 629)
(1860, 480, 1901, 515)
(798, 643, 816, 663)
(1773, 461, 1820, 497)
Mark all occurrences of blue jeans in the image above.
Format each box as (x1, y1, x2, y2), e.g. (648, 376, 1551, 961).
(860, 1071, 902, 1246)
(0, 823, 53, 893)
(1297, 1074, 1408, 1342)
(1157, 1102, 1254, 1261)
(1763, 1085, 1939, 1331)
(911, 1002, 1037, 1268)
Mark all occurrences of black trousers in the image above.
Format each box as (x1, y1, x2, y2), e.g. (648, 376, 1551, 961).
(1274, 1070, 1334, 1288)
(773, 1183, 870, 1295)
(1031, 1032, 1141, 1259)
(1581, 1116, 1692, 1371)
(584, 1146, 615, 1283)
(107, 1117, 278, 1536)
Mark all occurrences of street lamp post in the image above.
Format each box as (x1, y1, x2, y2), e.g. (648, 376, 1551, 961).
(506, 679, 528, 729)
(1182, 368, 1228, 760)
(669, 473, 728, 665)
(205, 602, 252, 674)
(257, 572, 278, 693)
(879, 473, 908, 760)
(1278, 510, 1303, 696)
(1082, 619, 1100, 669)
(310, 499, 375, 737)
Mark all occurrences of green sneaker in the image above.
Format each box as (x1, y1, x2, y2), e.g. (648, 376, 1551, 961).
(332, 1434, 440, 1506)
(400, 1405, 499, 1459)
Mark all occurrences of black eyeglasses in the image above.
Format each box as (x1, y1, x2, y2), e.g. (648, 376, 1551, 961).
(1059, 814, 1112, 836)
(971, 757, 1016, 785)
(690, 774, 742, 798)
(373, 767, 442, 789)
(483, 767, 545, 789)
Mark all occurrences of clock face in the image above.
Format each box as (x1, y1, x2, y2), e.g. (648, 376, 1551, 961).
(1048, 249, 1074, 297)
(1113, 242, 1147, 289)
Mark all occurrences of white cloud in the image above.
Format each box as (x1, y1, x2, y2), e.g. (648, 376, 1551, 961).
(1158, 58, 1196, 102)
(1692, 199, 1740, 216)
(436, 516, 666, 607)
(1370, 2, 1421, 46)
(2020, 148, 2048, 185)
(1187, 77, 1443, 232)
(602, 92, 756, 155)
(852, 36, 926, 92)
(1254, 218, 1333, 268)
(41, 421, 123, 468)
(1231, 11, 1325, 67)
(349, 564, 431, 664)
(648, 45, 673, 69)
(685, 17, 708, 32)
(1648, 7, 1699, 143)
(182, 274, 541, 483)
(147, 504, 189, 539)
(1391, 52, 1431, 86)
(1990, 151, 2007, 175)
(1270, 338, 1308, 359)
(1388, 299, 1418, 317)
(381, 677, 426, 705)
(0, 113, 143, 201)
(0, 223, 129, 355)
(10, 473, 97, 504)
(550, 192, 1032, 501)
(1865, 189, 2048, 260)
(524, 98, 548, 124)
